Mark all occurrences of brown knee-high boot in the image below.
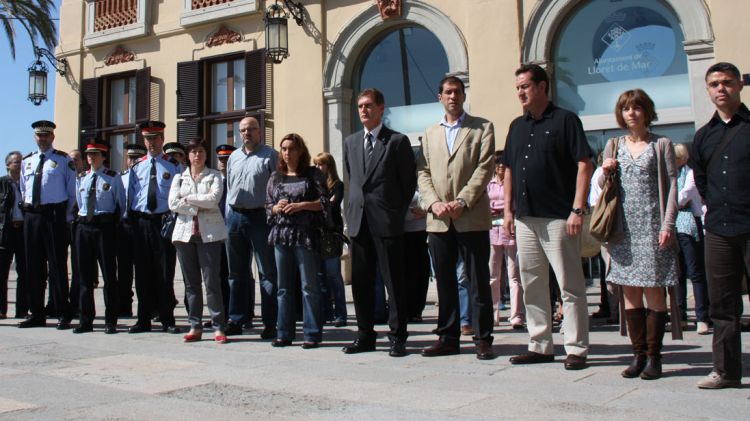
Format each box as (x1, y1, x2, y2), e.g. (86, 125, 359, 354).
(641, 310, 666, 380)
(622, 308, 647, 378)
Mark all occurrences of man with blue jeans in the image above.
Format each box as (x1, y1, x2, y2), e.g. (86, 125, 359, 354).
(225, 116, 278, 338)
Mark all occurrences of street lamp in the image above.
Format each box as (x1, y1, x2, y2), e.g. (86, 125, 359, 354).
(27, 46, 68, 106)
(264, 0, 306, 64)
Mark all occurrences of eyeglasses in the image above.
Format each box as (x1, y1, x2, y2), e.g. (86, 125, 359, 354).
(240, 127, 259, 133)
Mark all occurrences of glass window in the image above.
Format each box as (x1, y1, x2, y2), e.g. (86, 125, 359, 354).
(107, 132, 136, 172)
(554, 0, 689, 117)
(356, 26, 449, 135)
(586, 122, 695, 161)
(211, 58, 245, 113)
(209, 120, 242, 167)
(109, 76, 136, 126)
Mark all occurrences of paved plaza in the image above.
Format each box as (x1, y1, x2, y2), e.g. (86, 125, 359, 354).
(0, 270, 747, 420)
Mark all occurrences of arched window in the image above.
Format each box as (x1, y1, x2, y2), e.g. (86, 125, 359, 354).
(354, 26, 449, 137)
(553, 0, 694, 151)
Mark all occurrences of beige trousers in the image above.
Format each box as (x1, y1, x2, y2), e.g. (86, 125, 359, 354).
(516, 217, 589, 357)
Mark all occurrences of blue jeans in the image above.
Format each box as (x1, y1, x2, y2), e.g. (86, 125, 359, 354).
(457, 256, 471, 327)
(677, 230, 710, 323)
(320, 257, 347, 322)
(275, 245, 323, 342)
(225, 208, 277, 326)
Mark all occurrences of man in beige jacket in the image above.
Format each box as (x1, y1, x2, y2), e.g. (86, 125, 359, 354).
(417, 76, 496, 360)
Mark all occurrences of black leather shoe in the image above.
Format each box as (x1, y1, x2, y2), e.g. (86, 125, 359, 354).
(128, 324, 152, 334)
(18, 318, 46, 328)
(564, 354, 587, 370)
(225, 322, 243, 336)
(475, 341, 495, 360)
(509, 352, 554, 365)
(302, 341, 320, 349)
(163, 325, 181, 334)
(73, 325, 93, 334)
(260, 325, 277, 340)
(56, 319, 72, 330)
(203, 321, 213, 329)
(342, 339, 376, 354)
(104, 324, 117, 334)
(272, 339, 292, 347)
(421, 341, 460, 357)
(389, 341, 407, 357)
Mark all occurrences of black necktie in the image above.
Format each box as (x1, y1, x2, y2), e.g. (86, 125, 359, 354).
(365, 133, 374, 163)
(147, 158, 157, 212)
(31, 154, 45, 207)
(86, 173, 97, 222)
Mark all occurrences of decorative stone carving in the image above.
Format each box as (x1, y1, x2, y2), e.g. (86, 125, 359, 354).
(206, 25, 242, 48)
(105, 46, 136, 66)
(376, 0, 402, 20)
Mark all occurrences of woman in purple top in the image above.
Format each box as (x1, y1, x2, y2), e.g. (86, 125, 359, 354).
(487, 151, 524, 328)
(266, 133, 329, 349)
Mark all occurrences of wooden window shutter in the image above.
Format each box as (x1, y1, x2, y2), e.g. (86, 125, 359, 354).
(135, 67, 151, 123)
(80, 78, 101, 130)
(177, 120, 202, 146)
(245, 48, 267, 111)
(177, 61, 203, 119)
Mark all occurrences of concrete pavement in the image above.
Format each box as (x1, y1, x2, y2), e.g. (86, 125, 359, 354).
(0, 274, 748, 420)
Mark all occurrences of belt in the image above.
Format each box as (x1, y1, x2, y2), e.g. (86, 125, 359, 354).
(78, 214, 117, 225)
(21, 202, 66, 214)
(130, 211, 167, 220)
(230, 206, 265, 215)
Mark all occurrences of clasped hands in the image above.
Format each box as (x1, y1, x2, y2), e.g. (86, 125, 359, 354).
(430, 200, 465, 220)
(274, 199, 303, 215)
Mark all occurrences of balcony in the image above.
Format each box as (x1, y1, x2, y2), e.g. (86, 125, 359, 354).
(181, 0, 258, 27)
(84, 0, 148, 48)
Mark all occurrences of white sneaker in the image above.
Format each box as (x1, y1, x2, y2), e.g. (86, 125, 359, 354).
(696, 371, 741, 389)
(696, 321, 710, 335)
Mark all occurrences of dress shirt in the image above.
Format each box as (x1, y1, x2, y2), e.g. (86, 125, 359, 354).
(588, 166, 604, 207)
(440, 112, 466, 154)
(120, 169, 131, 204)
(20, 148, 76, 206)
(502, 102, 592, 219)
(690, 103, 750, 236)
(77, 167, 126, 218)
(128, 153, 180, 214)
(677, 166, 703, 217)
(364, 123, 383, 149)
(226, 144, 278, 210)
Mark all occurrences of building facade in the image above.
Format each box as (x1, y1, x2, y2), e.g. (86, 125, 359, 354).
(53, 0, 748, 172)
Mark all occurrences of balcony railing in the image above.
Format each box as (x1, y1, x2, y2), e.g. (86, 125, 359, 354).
(192, 0, 235, 10)
(94, 0, 138, 32)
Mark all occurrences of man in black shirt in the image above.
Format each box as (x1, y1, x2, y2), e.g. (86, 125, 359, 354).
(503, 64, 593, 370)
(691, 62, 749, 389)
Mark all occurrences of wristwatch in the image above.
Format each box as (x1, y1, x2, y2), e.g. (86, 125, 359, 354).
(571, 207, 584, 215)
(456, 198, 467, 208)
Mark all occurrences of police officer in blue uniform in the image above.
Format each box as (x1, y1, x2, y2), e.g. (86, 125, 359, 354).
(160, 142, 184, 314)
(74, 141, 125, 334)
(127, 121, 181, 334)
(18, 120, 77, 329)
(117, 143, 146, 317)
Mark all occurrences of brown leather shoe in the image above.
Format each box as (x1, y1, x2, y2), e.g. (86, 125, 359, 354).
(421, 341, 460, 357)
(475, 341, 494, 360)
(509, 351, 554, 365)
(461, 325, 474, 336)
(564, 354, 587, 370)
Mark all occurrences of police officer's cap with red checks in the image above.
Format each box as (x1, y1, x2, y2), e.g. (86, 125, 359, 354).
(138, 120, 166, 138)
(215, 144, 236, 159)
(84, 139, 109, 154)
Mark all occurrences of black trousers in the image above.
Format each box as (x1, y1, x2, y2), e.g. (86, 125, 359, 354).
(404, 230, 430, 319)
(132, 215, 175, 327)
(428, 227, 493, 345)
(69, 221, 80, 315)
(76, 221, 118, 326)
(704, 230, 750, 381)
(116, 219, 135, 315)
(0, 222, 28, 316)
(23, 205, 71, 321)
(350, 215, 407, 343)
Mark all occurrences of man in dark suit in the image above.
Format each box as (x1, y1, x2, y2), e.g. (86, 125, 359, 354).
(342, 88, 417, 357)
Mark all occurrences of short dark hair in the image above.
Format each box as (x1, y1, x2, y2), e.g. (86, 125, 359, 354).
(438, 76, 465, 94)
(357, 88, 385, 106)
(493, 150, 503, 165)
(278, 133, 311, 174)
(515, 64, 549, 94)
(186, 138, 208, 154)
(5, 151, 21, 167)
(705, 62, 741, 81)
(614, 89, 658, 129)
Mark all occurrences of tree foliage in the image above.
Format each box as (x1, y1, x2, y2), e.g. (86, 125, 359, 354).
(0, 0, 57, 59)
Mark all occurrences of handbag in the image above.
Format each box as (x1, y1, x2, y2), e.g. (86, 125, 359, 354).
(160, 212, 177, 240)
(319, 227, 348, 259)
(590, 138, 623, 242)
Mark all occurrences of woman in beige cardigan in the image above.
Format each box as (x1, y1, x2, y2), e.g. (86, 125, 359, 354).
(169, 139, 228, 343)
(599, 89, 678, 380)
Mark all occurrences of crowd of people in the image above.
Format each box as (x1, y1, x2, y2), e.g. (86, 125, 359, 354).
(0, 61, 748, 389)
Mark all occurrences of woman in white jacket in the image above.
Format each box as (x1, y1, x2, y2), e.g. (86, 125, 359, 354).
(169, 139, 228, 343)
